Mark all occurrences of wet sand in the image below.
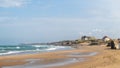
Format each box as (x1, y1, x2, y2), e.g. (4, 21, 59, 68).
(1, 45, 120, 68)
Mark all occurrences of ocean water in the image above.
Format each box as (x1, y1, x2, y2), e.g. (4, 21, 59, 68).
(0, 45, 72, 56)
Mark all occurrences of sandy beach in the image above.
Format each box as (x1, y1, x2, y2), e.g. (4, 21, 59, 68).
(1, 0, 120, 68)
(0, 44, 120, 68)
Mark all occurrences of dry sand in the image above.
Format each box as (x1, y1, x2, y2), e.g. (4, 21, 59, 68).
(0, 45, 120, 68)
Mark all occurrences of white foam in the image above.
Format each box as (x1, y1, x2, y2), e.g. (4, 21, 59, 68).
(46, 48, 57, 51)
(16, 46, 20, 49)
(46, 46, 66, 51)
(33, 45, 42, 48)
(0, 45, 71, 56)
(36, 49, 40, 51)
(0, 51, 22, 55)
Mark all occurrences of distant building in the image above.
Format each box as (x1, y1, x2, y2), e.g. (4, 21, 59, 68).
(102, 36, 111, 42)
(81, 36, 96, 41)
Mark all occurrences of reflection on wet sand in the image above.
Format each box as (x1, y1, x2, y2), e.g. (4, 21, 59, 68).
(3, 52, 97, 68)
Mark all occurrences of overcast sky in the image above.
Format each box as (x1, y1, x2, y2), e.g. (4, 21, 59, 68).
(0, 0, 120, 44)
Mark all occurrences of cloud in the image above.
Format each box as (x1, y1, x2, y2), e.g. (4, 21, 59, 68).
(0, 0, 31, 8)
(0, 17, 18, 24)
(89, 0, 120, 20)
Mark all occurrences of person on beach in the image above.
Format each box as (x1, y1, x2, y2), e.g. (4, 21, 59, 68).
(110, 40, 116, 49)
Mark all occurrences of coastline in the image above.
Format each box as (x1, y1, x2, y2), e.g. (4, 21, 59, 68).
(0, 45, 73, 56)
(1, 44, 120, 68)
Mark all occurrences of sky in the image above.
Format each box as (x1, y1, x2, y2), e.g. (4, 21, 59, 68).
(0, 0, 120, 44)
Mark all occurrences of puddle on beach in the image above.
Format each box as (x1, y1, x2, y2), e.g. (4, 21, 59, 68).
(68, 52, 98, 57)
(2, 52, 97, 68)
(2, 58, 84, 68)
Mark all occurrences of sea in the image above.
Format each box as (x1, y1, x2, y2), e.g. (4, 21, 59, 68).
(0, 45, 72, 56)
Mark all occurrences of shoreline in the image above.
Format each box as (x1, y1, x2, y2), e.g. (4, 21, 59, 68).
(0, 45, 98, 68)
(1, 45, 120, 68)
(0, 45, 73, 56)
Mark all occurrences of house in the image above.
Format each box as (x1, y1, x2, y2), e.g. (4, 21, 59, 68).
(81, 36, 96, 41)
